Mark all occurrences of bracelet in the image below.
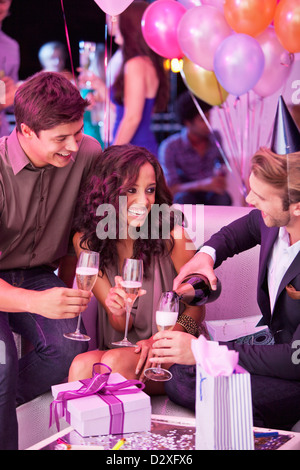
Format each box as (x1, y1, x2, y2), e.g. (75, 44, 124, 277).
(176, 314, 200, 337)
(177, 314, 209, 338)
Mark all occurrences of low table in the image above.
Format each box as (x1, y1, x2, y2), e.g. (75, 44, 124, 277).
(27, 415, 300, 451)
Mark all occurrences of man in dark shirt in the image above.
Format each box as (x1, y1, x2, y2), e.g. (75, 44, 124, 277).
(0, 71, 102, 449)
(158, 91, 231, 205)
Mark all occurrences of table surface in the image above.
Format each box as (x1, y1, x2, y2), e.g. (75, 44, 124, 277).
(27, 415, 300, 451)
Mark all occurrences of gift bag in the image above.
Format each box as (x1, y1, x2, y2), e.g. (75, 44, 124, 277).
(192, 337, 254, 450)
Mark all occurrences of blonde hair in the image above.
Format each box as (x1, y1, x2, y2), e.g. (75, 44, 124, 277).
(251, 147, 300, 210)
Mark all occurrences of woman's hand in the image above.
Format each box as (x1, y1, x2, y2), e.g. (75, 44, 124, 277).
(105, 276, 127, 317)
(134, 337, 156, 382)
(105, 275, 147, 317)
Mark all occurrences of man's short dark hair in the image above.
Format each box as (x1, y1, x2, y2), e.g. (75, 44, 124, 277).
(14, 71, 89, 135)
(175, 91, 212, 125)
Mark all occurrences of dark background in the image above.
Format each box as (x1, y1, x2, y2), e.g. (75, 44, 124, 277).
(2, 0, 108, 80)
(2, 0, 184, 142)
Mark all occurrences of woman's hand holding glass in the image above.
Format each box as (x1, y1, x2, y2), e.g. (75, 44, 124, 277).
(105, 276, 128, 317)
(105, 276, 146, 318)
(110, 259, 145, 347)
(133, 337, 156, 382)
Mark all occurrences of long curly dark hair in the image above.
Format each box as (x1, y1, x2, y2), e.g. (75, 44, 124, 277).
(112, 1, 169, 113)
(73, 144, 180, 277)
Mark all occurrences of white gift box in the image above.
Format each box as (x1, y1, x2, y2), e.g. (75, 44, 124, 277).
(51, 372, 151, 437)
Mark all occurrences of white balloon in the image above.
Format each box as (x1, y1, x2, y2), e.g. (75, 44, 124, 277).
(94, 0, 134, 16)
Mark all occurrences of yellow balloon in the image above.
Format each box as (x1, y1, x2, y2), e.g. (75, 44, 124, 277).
(182, 57, 228, 106)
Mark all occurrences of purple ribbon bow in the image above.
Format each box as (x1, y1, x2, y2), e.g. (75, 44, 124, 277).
(49, 363, 145, 433)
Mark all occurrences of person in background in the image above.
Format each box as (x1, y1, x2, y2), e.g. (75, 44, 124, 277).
(38, 41, 74, 82)
(0, 0, 19, 137)
(150, 99, 300, 432)
(0, 71, 102, 450)
(68, 144, 207, 395)
(158, 91, 232, 205)
(110, 1, 169, 155)
(78, 43, 107, 148)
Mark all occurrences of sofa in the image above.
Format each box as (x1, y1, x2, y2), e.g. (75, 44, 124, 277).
(14, 204, 291, 449)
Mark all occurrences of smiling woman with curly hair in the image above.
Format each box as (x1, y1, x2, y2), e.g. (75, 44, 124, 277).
(73, 144, 175, 278)
(69, 144, 206, 395)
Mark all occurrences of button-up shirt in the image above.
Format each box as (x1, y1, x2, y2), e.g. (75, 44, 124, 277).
(268, 226, 300, 313)
(158, 128, 223, 202)
(0, 129, 102, 270)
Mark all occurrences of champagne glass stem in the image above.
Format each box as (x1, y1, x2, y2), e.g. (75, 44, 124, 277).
(123, 302, 131, 341)
(155, 326, 164, 373)
(74, 313, 82, 334)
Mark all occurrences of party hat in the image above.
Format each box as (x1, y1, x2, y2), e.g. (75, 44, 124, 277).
(270, 96, 300, 155)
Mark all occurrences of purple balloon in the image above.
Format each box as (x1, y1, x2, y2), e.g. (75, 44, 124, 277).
(214, 34, 265, 96)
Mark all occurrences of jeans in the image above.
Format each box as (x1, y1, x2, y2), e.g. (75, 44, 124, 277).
(0, 267, 88, 450)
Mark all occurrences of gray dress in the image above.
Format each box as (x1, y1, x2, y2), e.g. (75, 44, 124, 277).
(97, 255, 180, 350)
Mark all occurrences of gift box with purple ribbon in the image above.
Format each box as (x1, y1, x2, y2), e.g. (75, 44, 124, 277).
(50, 363, 151, 437)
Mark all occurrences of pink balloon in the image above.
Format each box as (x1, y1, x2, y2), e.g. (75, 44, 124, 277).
(214, 33, 265, 96)
(141, 0, 186, 59)
(178, 6, 232, 71)
(253, 27, 294, 97)
(94, 0, 134, 16)
(201, 0, 224, 12)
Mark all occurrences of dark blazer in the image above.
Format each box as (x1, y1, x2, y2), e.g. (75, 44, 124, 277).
(205, 209, 300, 380)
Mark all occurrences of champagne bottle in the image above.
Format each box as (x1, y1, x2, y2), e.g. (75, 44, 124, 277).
(174, 273, 221, 306)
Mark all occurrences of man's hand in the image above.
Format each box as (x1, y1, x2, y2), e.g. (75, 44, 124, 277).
(150, 330, 196, 365)
(27, 287, 92, 319)
(173, 251, 217, 290)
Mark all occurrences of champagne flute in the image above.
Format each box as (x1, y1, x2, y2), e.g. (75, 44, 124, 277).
(111, 258, 143, 347)
(144, 291, 179, 382)
(64, 250, 99, 341)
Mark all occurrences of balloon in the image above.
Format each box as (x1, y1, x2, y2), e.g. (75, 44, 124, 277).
(178, 6, 232, 71)
(253, 27, 294, 97)
(274, 0, 300, 53)
(177, 0, 201, 9)
(182, 57, 228, 106)
(141, 0, 186, 59)
(214, 33, 265, 96)
(93, 0, 134, 16)
(224, 0, 277, 37)
(201, 0, 224, 12)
